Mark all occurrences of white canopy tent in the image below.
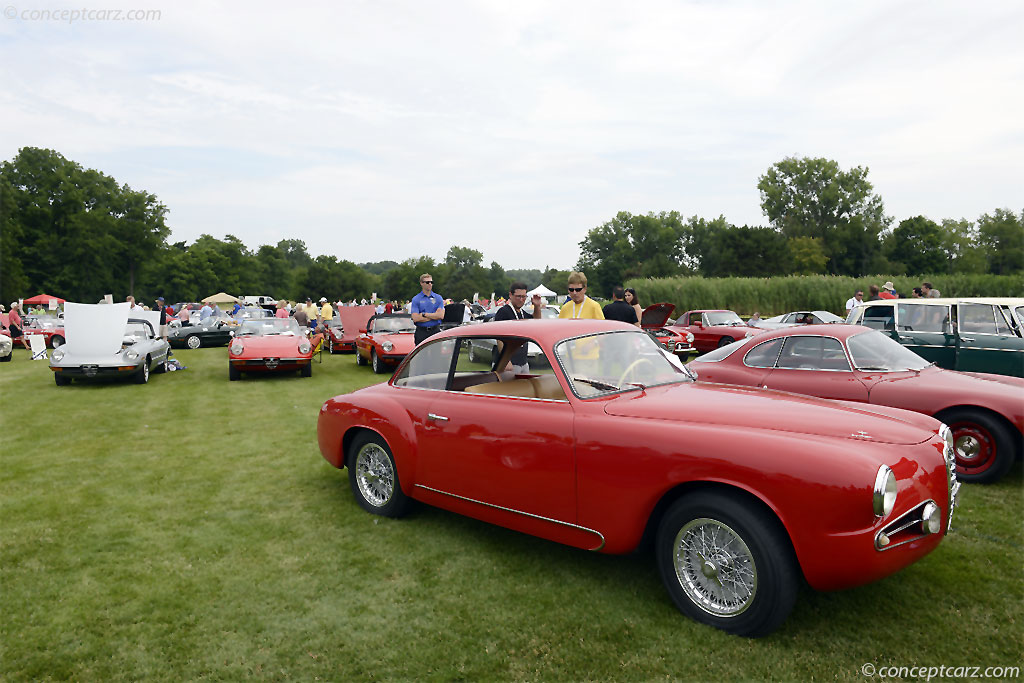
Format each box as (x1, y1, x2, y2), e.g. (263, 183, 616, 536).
(526, 284, 557, 301)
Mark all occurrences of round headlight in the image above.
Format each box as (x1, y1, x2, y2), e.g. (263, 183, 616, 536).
(298, 341, 311, 354)
(382, 341, 394, 352)
(125, 349, 139, 361)
(52, 348, 65, 362)
(920, 501, 942, 534)
(686, 332, 694, 343)
(872, 465, 897, 517)
(230, 341, 243, 355)
(939, 423, 954, 456)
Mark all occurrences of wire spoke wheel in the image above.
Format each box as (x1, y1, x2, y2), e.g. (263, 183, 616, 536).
(355, 442, 395, 508)
(674, 518, 757, 617)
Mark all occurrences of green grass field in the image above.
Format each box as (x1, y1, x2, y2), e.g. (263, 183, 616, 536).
(1, 344, 1021, 681)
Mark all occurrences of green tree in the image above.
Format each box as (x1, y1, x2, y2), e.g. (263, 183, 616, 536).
(883, 216, 947, 275)
(788, 237, 829, 275)
(576, 211, 687, 295)
(939, 219, 986, 274)
(758, 157, 889, 276)
(441, 246, 489, 302)
(699, 225, 793, 277)
(977, 209, 1024, 275)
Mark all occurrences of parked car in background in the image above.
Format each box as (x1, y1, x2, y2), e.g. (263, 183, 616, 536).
(318, 320, 957, 637)
(167, 316, 234, 349)
(751, 310, 845, 331)
(51, 318, 170, 386)
(669, 309, 758, 353)
(20, 315, 66, 348)
(355, 313, 416, 374)
(688, 325, 1023, 483)
(329, 306, 377, 353)
(847, 298, 1024, 377)
(641, 303, 694, 356)
(241, 295, 277, 310)
(0, 331, 12, 362)
(228, 318, 319, 380)
(235, 307, 275, 322)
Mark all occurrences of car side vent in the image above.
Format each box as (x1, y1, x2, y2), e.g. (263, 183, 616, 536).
(874, 500, 942, 551)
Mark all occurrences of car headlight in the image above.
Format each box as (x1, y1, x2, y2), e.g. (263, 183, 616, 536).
(125, 349, 139, 361)
(938, 423, 954, 455)
(230, 341, 243, 355)
(382, 341, 394, 352)
(686, 332, 694, 343)
(298, 340, 311, 354)
(52, 347, 65, 362)
(872, 465, 897, 517)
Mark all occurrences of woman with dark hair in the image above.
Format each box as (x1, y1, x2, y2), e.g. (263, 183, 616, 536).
(623, 288, 643, 323)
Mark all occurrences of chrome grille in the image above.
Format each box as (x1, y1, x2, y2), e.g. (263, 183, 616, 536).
(945, 441, 960, 533)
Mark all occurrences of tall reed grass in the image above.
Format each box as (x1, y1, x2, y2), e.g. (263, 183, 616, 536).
(624, 274, 1024, 317)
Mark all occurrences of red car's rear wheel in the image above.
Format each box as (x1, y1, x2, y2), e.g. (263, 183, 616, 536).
(945, 409, 1015, 484)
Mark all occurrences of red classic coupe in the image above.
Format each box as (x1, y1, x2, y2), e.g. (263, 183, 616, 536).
(327, 305, 377, 353)
(228, 318, 321, 380)
(670, 309, 758, 353)
(354, 313, 416, 374)
(641, 303, 694, 356)
(688, 325, 1023, 484)
(317, 320, 958, 637)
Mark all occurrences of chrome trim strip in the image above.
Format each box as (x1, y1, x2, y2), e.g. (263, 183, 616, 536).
(414, 484, 606, 551)
(874, 499, 937, 551)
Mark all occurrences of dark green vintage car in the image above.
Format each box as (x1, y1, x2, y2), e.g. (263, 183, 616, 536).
(847, 298, 1024, 377)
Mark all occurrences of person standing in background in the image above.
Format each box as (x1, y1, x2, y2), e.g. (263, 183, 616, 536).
(410, 273, 445, 345)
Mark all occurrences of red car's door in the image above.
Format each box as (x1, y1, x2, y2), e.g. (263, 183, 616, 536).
(414, 390, 576, 522)
(762, 335, 870, 401)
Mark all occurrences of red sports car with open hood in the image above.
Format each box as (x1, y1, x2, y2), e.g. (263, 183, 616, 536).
(228, 318, 321, 380)
(669, 309, 758, 353)
(354, 313, 416, 374)
(317, 319, 958, 637)
(327, 305, 377, 353)
(641, 303, 694, 356)
(688, 325, 1023, 484)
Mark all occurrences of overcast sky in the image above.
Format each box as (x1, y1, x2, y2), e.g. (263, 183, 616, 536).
(2, 0, 1022, 271)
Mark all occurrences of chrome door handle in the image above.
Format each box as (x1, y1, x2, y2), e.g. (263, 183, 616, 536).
(959, 337, 975, 342)
(427, 413, 449, 422)
(898, 335, 911, 340)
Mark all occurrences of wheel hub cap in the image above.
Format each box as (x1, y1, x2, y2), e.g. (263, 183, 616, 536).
(956, 435, 981, 461)
(356, 444, 393, 507)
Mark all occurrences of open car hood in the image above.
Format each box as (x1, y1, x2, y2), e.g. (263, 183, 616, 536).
(603, 383, 936, 445)
(641, 303, 675, 328)
(63, 302, 131, 356)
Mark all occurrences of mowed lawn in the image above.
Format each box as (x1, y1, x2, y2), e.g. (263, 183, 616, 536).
(1, 343, 1021, 681)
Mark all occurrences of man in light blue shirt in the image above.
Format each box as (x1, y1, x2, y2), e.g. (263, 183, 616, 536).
(200, 302, 214, 320)
(410, 273, 445, 345)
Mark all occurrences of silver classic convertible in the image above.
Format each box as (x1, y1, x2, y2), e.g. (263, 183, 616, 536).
(50, 318, 171, 385)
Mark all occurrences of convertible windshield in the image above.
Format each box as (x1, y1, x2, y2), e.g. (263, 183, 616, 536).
(124, 322, 152, 341)
(371, 316, 415, 333)
(238, 319, 302, 336)
(705, 311, 744, 326)
(554, 330, 690, 397)
(847, 330, 931, 371)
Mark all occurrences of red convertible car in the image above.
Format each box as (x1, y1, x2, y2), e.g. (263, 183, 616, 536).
(20, 316, 66, 348)
(318, 320, 958, 637)
(354, 313, 416, 374)
(688, 325, 1023, 484)
(228, 318, 321, 380)
(327, 305, 377, 353)
(670, 309, 758, 353)
(641, 303, 694, 356)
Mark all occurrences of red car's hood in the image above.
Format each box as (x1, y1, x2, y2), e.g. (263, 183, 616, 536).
(373, 332, 416, 353)
(955, 370, 1024, 390)
(236, 335, 310, 356)
(641, 303, 675, 329)
(603, 382, 935, 445)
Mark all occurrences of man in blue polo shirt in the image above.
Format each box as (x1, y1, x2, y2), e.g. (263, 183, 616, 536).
(410, 273, 445, 345)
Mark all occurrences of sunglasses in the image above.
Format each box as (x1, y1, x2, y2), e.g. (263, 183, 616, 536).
(568, 287, 584, 293)
(421, 281, 433, 285)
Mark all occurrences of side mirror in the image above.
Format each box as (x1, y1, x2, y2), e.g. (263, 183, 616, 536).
(229, 330, 235, 337)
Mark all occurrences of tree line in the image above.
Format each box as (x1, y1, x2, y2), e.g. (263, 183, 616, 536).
(2, 148, 1020, 306)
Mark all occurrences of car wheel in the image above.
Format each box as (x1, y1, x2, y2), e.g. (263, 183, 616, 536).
(54, 372, 70, 385)
(229, 364, 240, 381)
(656, 491, 798, 637)
(301, 361, 312, 378)
(943, 408, 1015, 484)
(717, 336, 735, 348)
(347, 432, 411, 518)
(0, 352, 12, 362)
(51, 335, 64, 348)
(186, 335, 201, 349)
(135, 358, 150, 384)
(371, 349, 386, 374)
(355, 349, 367, 366)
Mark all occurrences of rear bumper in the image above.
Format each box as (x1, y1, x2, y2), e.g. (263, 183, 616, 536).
(52, 364, 139, 377)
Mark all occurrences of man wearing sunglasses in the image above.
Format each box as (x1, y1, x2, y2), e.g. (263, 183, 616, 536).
(411, 273, 445, 345)
(558, 271, 605, 320)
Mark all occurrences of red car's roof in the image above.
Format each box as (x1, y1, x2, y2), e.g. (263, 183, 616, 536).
(738, 324, 869, 343)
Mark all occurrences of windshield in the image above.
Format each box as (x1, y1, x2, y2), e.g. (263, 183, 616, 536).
(523, 306, 559, 319)
(705, 311, 744, 326)
(371, 316, 415, 333)
(554, 330, 691, 397)
(237, 319, 302, 336)
(236, 308, 272, 320)
(27, 316, 61, 329)
(124, 322, 152, 341)
(847, 330, 931, 371)
(814, 311, 844, 323)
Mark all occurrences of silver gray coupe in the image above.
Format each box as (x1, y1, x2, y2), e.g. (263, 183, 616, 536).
(50, 318, 171, 385)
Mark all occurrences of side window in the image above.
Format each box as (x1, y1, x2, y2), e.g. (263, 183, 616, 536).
(777, 336, 850, 371)
(861, 306, 895, 331)
(959, 304, 1000, 334)
(393, 338, 457, 389)
(744, 338, 784, 368)
(898, 304, 949, 333)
